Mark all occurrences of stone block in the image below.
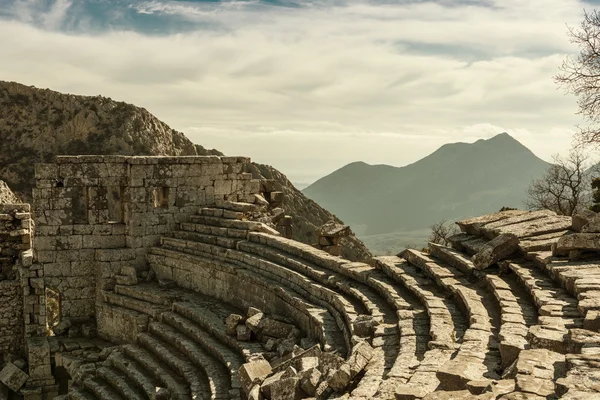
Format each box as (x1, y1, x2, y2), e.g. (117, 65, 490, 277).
(226, 314, 243, 336)
(472, 233, 519, 270)
(239, 359, 272, 395)
(0, 363, 28, 392)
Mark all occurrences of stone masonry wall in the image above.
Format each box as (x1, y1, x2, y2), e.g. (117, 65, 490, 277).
(0, 204, 34, 359)
(32, 155, 260, 322)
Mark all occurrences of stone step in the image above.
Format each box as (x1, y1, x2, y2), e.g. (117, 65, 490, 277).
(237, 240, 371, 314)
(375, 257, 467, 351)
(168, 230, 240, 249)
(148, 246, 347, 354)
(199, 207, 245, 220)
(107, 350, 170, 400)
(149, 321, 234, 399)
(96, 366, 146, 400)
(156, 237, 354, 352)
(247, 231, 376, 284)
(172, 302, 264, 361)
(446, 233, 489, 256)
(138, 331, 211, 400)
(484, 272, 539, 370)
(504, 261, 582, 324)
(114, 284, 176, 306)
(212, 201, 261, 213)
(429, 243, 478, 277)
(401, 249, 502, 389)
(68, 387, 97, 400)
(122, 344, 192, 400)
(188, 215, 261, 231)
(179, 222, 248, 239)
(104, 291, 169, 319)
(503, 260, 582, 354)
(83, 377, 126, 400)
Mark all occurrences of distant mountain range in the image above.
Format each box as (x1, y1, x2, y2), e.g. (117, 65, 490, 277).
(303, 133, 551, 248)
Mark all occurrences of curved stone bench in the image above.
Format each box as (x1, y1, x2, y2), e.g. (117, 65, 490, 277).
(107, 350, 172, 400)
(401, 249, 502, 390)
(504, 260, 582, 354)
(147, 246, 346, 353)
(147, 321, 232, 398)
(375, 256, 467, 397)
(155, 238, 355, 352)
(96, 367, 146, 400)
(122, 344, 193, 400)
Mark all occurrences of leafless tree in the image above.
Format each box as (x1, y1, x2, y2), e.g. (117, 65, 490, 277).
(428, 219, 458, 246)
(556, 10, 600, 145)
(524, 149, 593, 215)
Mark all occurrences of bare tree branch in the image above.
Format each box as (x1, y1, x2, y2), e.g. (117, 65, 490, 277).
(524, 148, 592, 215)
(556, 10, 600, 145)
(428, 219, 458, 247)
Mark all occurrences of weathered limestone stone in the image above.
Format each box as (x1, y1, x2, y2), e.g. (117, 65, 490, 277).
(239, 359, 273, 395)
(573, 210, 598, 232)
(584, 310, 600, 331)
(0, 363, 28, 392)
(556, 233, 600, 252)
(352, 315, 378, 337)
(300, 368, 322, 396)
(237, 324, 252, 341)
(226, 314, 243, 336)
(246, 313, 264, 334)
(269, 377, 301, 400)
(327, 341, 374, 392)
(456, 210, 527, 235)
(471, 233, 519, 270)
(259, 318, 297, 339)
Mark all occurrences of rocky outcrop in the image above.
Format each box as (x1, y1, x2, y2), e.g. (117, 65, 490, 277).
(0, 81, 198, 197)
(246, 163, 373, 263)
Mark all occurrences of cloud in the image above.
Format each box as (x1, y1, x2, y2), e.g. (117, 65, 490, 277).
(0, 0, 590, 182)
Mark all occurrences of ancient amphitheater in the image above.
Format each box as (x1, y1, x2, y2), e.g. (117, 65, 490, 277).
(0, 155, 599, 399)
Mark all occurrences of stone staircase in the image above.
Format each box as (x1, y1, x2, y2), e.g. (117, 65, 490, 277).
(63, 206, 600, 399)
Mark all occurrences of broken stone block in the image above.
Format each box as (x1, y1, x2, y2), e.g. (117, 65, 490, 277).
(247, 307, 262, 317)
(0, 363, 29, 392)
(472, 233, 519, 270)
(277, 338, 295, 357)
(352, 315, 378, 337)
(269, 377, 301, 400)
(259, 318, 297, 339)
(226, 314, 243, 336)
(326, 341, 374, 392)
(246, 313, 264, 334)
(53, 319, 71, 336)
(248, 384, 263, 400)
(297, 357, 319, 373)
(239, 359, 272, 395)
(467, 380, 493, 395)
(300, 368, 322, 397)
(572, 210, 597, 232)
(327, 364, 352, 392)
(237, 324, 252, 341)
(260, 371, 284, 399)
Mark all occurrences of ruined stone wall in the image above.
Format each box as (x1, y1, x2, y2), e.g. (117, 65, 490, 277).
(0, 204, 34, 358)
(32, 155, 259, 322)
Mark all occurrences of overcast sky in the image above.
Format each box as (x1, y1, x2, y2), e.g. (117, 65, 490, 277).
(0, 0, 596, 184)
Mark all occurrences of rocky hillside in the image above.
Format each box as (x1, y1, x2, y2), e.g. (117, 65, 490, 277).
(0, 81, 372, 262)
(0, 81, 197, 196)
(247, 163, 373, 262)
